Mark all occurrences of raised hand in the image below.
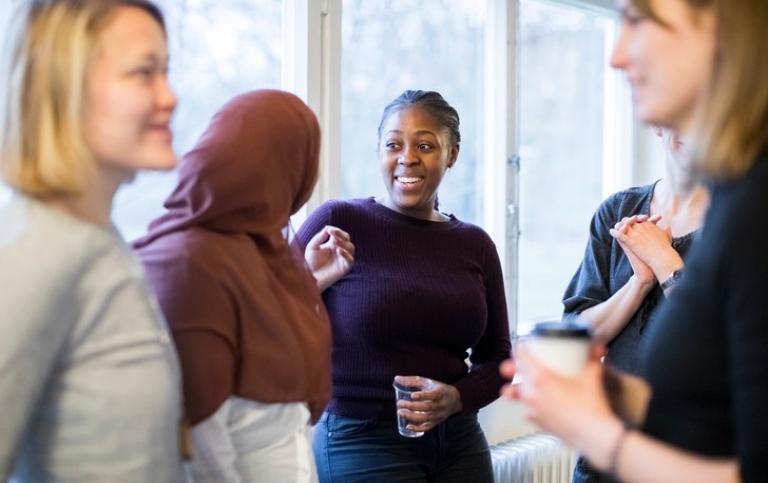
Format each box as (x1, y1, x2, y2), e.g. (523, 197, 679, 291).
(304, 225, 355, 291)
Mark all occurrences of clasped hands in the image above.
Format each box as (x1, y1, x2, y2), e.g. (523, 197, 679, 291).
(609, 214, 679, 285)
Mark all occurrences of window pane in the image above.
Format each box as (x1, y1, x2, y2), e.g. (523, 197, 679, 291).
(518, 0, 614, 328)
(113, 0, 283, 241)
(340, 0, 486, 225)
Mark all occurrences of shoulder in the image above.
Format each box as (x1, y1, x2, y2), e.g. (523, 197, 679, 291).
(0, 197, 132, 331)
(593, 183, 655, 224)
(135, 228, 244, 284)
(305, 197, 378, 228)
(706, 157, 768, 250)
(318, 197, 376, 217)
(439, 218, 500, 266)
(0, 197, 122, 285)
(449, 217, 495, 244)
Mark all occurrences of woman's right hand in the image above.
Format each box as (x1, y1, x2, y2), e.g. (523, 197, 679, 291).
(304, 225, 354, 292)
(501, 343, 624, 459)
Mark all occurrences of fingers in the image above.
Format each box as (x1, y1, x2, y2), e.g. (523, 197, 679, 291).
(499, 359, 519, 400)
(305, 226, 331, 250)
(306, 225, 353, 251)
(589, 342, 607, 361)
(336, 247, 354, 265)
(323, 226, 354, 255)
(500, 381, 520, 399)
(324, 226, 350, 243)
(499, 358, 516, 379)
(612, 214, 664, 233)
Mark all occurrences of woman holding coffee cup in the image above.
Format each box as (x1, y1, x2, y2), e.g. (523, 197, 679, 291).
(502, 0, 768, 481)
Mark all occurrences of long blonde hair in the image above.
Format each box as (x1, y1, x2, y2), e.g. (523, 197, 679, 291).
(693, 0, 768, 180)
(631, 0, 768, 180)
(0, 0, 166, 198)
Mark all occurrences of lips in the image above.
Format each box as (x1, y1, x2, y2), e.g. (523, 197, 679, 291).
(148, 122, 173, 142)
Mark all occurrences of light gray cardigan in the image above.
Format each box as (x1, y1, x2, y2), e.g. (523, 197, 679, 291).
(0, 195, 184, 482)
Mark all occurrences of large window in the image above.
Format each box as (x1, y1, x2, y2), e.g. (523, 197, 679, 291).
(340, 0, 486, 225)
(112, 0, 283, 241)
(1, 0, 632, 334)
(517, 0, 623, 329)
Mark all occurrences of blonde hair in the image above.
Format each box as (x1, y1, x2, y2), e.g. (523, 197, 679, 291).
(0, 0, 166, 198)
(693, 0, 768, 180)
(630, 0, 768, 180)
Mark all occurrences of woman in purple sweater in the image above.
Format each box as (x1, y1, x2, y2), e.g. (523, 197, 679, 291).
(296, 90, 511, 483)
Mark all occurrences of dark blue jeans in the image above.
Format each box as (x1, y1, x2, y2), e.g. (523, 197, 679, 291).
(312, 411, 494, 483)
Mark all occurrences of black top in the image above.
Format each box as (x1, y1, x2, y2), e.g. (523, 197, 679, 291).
(563, 182, 698, 375)
(642, 155, 768, 481)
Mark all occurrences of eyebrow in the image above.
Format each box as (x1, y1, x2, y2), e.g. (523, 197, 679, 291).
(385, 129, 438, 137)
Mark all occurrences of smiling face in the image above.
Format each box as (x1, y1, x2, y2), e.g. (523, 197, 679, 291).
(82, 5, 177, 182)
(378, 106, 459, 221)
(610, 0, 716, 134)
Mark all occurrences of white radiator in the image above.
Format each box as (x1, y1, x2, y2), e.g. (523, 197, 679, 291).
(490, 432, 577, 483)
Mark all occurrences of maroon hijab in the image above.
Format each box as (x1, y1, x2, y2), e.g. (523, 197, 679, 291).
(133, 89, 330, 424)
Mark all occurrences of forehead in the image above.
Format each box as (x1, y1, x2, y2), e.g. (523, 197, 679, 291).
(382, 106, 444, 134)
(94, 6, 167, 56)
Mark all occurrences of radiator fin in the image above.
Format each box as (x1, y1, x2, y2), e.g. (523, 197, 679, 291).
(491, 432, 577, 483)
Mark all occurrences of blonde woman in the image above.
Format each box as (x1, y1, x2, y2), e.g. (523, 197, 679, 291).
(0, 1, 184, 480)
(502, 0, 768, 482)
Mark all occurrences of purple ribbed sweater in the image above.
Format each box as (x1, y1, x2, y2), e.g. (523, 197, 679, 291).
(295, 198, 512, 420)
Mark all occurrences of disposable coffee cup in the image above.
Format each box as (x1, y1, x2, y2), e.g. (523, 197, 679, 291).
(528, 320, 592, 377)
(393, 376, 433, 438)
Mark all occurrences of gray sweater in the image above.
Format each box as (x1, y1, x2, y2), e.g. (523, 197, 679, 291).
(0, 195, 184, 482)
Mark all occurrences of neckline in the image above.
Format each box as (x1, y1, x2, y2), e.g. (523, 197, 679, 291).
(645, 180, 701, 242)
(363, 197, 460, 229)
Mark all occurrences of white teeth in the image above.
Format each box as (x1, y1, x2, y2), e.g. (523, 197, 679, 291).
(397, 177, 421, 183)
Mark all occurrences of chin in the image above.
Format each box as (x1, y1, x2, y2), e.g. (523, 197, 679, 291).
(142, 149, 178, 171)
(638, 109, 668, 129)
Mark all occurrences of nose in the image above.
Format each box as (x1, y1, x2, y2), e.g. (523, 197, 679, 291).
(609, 27, 629, 70)
(398, 146, 419, 165)
(155, 73, 178, 112)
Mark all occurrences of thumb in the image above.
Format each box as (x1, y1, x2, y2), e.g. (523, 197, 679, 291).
(306, 227, 330, 250)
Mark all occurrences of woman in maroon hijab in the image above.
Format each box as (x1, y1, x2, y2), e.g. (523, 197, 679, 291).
(134, 89, 352, 482)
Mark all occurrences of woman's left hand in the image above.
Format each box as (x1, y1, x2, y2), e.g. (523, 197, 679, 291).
(394, 375, 462, 433)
